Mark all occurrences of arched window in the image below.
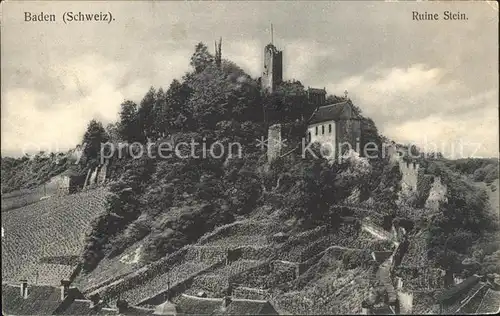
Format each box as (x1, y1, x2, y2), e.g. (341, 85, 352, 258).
(315, 126, 318, 135)
(322, 125, 325, 134)
(329, 124, 332, 133)
(308, 132, 311, 142)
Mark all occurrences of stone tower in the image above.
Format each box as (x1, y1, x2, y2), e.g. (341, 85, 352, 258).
(267, 124, 282, 163)
(214, 37, 222, 68)
(261, 43, 283, 93)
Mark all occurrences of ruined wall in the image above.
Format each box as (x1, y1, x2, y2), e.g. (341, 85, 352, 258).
(425, 176, 448, 211)
(83, 161, 110, 190)
(267, 124, 282, 163)
(398, 291, 413, 314)
(89, 168, 98, 186)
(399, 161, 420, 192)
(96, 162, 108, 184)
(47, 175, 70, 195)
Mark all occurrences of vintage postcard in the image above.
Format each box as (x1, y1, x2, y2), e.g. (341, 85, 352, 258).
(1, 0, 499, 315)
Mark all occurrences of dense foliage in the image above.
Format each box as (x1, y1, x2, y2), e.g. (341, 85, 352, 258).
(1, 152, 72, 194)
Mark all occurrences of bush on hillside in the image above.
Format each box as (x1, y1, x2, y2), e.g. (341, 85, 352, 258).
(342, 250, 372, 270)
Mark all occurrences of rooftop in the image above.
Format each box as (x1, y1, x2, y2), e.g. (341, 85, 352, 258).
(172, 294, 278, 315)
(1, 283, 84, 315)
(223, 298, 278, 315)
(308, 100, 360, 125)
(2, 282, 162, 315)
(26, 263, 78, 286)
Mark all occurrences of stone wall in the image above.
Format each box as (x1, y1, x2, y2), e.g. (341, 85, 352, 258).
(184, 246, 227, 263)
(136, 260, 226, 306)
(232, 286, 272, 300)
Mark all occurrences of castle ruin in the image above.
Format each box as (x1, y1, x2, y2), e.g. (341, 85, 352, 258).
(267, 124, 282, 163)
(83, 160, 109, 190)
(399, 160, 420, 193)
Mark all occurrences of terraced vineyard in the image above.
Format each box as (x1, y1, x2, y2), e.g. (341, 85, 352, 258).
(187, 259, 264, 297)
(120, 261, 212, 304)
(273, 266, 371, 315)
(1, 188, 108, 283)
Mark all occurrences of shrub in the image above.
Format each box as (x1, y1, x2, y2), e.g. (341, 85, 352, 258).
(342, 250, 372, 269)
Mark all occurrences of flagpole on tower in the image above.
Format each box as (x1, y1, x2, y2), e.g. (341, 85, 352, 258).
(271, 23, 274, 45)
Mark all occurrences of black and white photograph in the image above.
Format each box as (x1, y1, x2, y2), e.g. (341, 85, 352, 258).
(1, 0, 499, 315)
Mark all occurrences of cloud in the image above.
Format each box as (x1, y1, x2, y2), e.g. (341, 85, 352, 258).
(326, 64, 498, 157)
(225, 39, 261, 77)
(384, 105, 499, 159)
(284, 40, 342, 82)
(1, 1, 497, 158)
(1, 53, 190, 156)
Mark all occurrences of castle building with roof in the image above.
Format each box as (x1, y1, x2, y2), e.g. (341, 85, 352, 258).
(306, 99, 362, 157)
(260, 30, 362, 159)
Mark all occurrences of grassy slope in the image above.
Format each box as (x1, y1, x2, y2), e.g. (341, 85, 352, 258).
(1, 188, 108, 283)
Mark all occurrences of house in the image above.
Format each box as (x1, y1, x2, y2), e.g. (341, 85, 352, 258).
(1, 280, 168, 316)
(46, 168, 83, 195)
(170, 294, 279, 315)
(307, 87, 326, 107)
(306, 99, 361, 158)
(24, 262, 81, 286)
(2, 280, 85, 315)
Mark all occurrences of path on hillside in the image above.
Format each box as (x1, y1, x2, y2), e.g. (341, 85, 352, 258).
(361, 220, 399, 307)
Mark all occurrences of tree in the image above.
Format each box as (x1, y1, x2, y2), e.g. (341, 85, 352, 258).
(81, 119, 109, 168)
(190, 42, 214, 73)
(137, 87, 157, 140)
(106, 123, 121, 144)
(161, 79, 192, 133)
(151, 88, 167, 137)
(118, 100, 141, 143)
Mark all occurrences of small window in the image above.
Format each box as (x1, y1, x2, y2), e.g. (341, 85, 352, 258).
(315, 126, 318, 135)
(322, 125, 325, 134)
(329, 124, 332, 133)
(308, 132, 311, 142)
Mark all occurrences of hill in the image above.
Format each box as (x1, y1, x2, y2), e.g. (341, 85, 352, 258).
(1, 188, 108, 285)
(65, 43, 499, 313)
(2, 41, 499, 314)
(1, 150, 78, 194)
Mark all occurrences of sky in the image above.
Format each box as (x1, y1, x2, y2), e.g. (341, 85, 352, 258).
(1, 0, 498, 158)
